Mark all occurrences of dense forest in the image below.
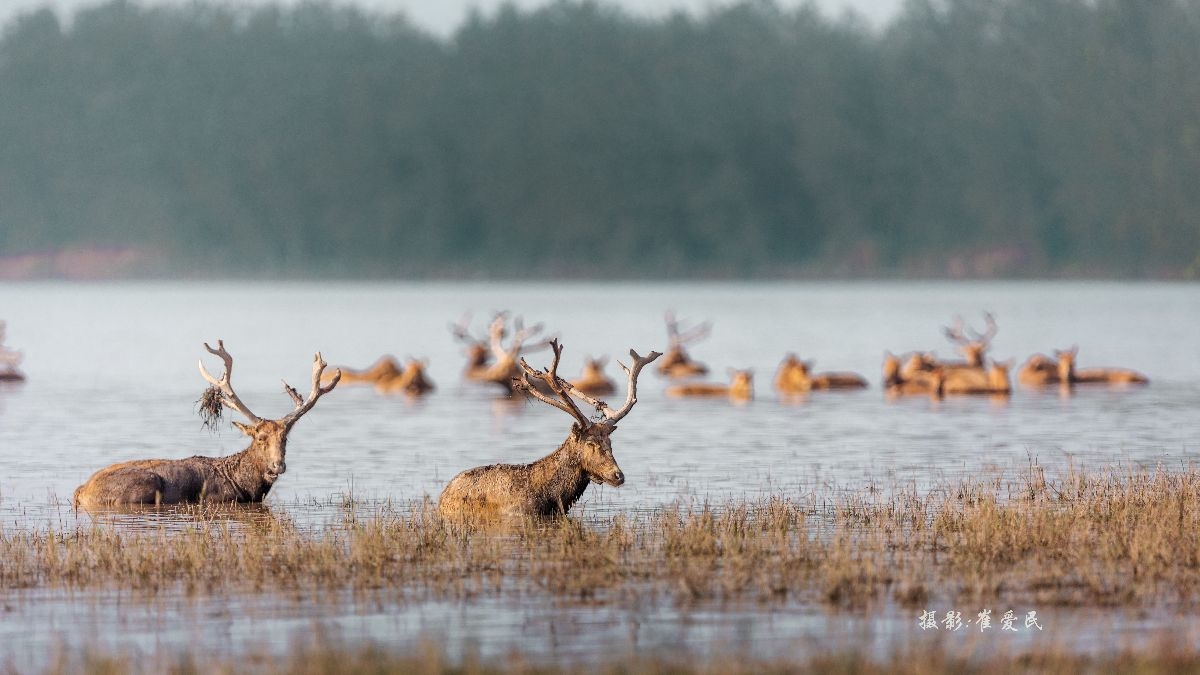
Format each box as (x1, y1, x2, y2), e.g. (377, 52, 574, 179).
(0, 0, 1198, 279)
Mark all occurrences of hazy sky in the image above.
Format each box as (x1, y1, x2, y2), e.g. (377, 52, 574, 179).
(1, 0, 905, 34)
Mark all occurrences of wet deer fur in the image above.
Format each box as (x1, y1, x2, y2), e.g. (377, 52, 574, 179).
(438, 339, 660, 520)
(666, 369, 754, 400)
(774, 354, 867, 392)
(73, 341, 340, 509)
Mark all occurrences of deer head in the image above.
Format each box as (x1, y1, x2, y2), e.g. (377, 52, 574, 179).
(1055, 344, 1079, 383)
(942, 312, 998, 367)
(513, 339, 661, 487)
(199, 340, 340, 483)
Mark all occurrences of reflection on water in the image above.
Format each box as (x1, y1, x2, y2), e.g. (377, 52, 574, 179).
(0, 281, 1198, 668)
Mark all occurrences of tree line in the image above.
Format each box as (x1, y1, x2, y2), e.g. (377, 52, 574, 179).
(1, 0, 1198, 279)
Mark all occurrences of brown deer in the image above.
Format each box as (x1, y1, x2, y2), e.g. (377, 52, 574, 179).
(1017, 351, 1062, 386)
(666, 369, 754, 401)
(774, 354, 868, 393)
(1055, 345, 1149, 387)
(438, 339, 660, 520)
(375, 358, 436, 396)
(452, 312, 552, 392)
(570, 356, 616, 396)
(656, 311, 711, 378)
(940, 312, 999, 370)
(883, 352, 939, 395)
(323, 354, 402, 386)
(449, 312, 496, 381)
(0, 321, 25, 382)
(73, 341, 340, 509)
(937, 360, 1013, 396)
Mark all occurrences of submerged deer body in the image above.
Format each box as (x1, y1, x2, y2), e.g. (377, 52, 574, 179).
(883, 352, 939, 395)
(73, 342, 339, 509)
(375, 358, 436, 395)
(570, 356, 616, 396)
(935, 360, 1013, 396)
(452, 313, 553, 393)
(1017, 352, 1062, 386)
(666, 369, 754, 401)
(1055, 346, 1149, 387)
(656, 312, 711, 378)
(438, 340, 660, 520)
(325, 355, 403, 386)
(774, 354, 867, 393)
(0, 321, 25, 382)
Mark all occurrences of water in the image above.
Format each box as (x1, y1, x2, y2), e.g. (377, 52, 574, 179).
(1, 280, 1198, 668)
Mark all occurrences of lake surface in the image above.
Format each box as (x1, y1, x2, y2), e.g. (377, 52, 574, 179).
(1, 280, 1198, 669)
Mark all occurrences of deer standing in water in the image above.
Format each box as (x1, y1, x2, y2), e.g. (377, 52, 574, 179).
(0, 321, 25, 382)
(666, 369, 754, 401)
(774, 354, 867, 393)
(570, 356, 616, 396)
(438, 340, 660, 520)
(656, 311, 711, 378)
(73, 341, 340, 509)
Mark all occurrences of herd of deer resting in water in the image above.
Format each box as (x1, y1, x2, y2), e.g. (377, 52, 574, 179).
(0, 312, 1149, 520)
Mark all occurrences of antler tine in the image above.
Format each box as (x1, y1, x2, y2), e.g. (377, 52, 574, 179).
(942, 315, 969, 345)
(968, 311, 999, 342)
(506, 318, 546, 357)
(676, 320, 711, 345)
(512, 339, 591, 427)
(488, 313, 512, 362)
(598, 348, 663, 427)
(197, 340, 263, 424)
(448, 313, 479, 344)
(281, 352, 341, 425)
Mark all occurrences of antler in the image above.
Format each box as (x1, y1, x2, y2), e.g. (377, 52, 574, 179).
(449, 312, 485, 346)
(942, 316, 969, 346)
(513, 339, 592, 427)
(967, 311, 998, 343)
(664, 311, 711, 348)
(281, 352, 341, 426)
(575, 348, 662, 428)
(198, 340, 263, 424)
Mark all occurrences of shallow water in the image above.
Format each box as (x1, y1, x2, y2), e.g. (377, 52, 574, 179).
(1, 280, 1198, 668)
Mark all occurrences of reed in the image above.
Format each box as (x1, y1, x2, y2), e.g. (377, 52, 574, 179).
(5, 466, 1200, 610)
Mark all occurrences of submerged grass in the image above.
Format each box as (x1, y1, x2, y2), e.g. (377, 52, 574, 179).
(3, 466, 1200, 611)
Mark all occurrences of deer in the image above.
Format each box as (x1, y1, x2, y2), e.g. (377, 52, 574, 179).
(774, 354, 868, 393)
(73, 341, 340, 509)
(570, 356, 616, 396)
(452, 312, 553, 393)
(1017, 351, 1063, 386)
(449, 312, 497, 381)
(438, 339, 660, 520)
(666, 369, 754, 401)
(883, 352, 939, 396)
(0, 321, 25, 382)
(940, 312, 999, 370)
(936, 360, 1013, 396)
(656, 311, 711, 378)
(1054, 345, 1149, 387)
(375, 358, 436, 396)
(323, 354, 403, 386)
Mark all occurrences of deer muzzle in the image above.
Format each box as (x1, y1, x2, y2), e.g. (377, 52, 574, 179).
(266, 461, 286, 478)
(607, 470, 625, 487)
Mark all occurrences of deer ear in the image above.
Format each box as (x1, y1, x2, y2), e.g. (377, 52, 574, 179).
(232, 421, 255, 436)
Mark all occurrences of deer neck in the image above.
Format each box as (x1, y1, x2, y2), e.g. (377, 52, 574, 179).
(212, 442, 276, 502)
(528, 439, 591, 516)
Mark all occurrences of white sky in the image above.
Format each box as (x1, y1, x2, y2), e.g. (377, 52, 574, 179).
(0, 0, 905, 35)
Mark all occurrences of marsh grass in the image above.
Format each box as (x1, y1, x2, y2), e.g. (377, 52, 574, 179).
(4, 466, 1200, 611)
(40, 636, 1200, 675)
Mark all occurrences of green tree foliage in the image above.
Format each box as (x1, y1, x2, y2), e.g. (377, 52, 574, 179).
(0, 0, 1197, 278)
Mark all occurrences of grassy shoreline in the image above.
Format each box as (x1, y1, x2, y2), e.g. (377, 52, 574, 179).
(2, 466, 1198, 611)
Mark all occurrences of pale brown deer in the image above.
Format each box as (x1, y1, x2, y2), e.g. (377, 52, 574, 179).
(452, 312, 552, 392)
(0, 321, 25, 382)
(570, 356, 616, 396)
(1017, 351, 1062, 386)
(937, 360, 1013, 396)
(323, 354, 402, 386)
(73, 341, 340, 509)
(438, 339, 660, 520)
(666, 369, 754, 401)
(883, 352, 938, 395)
(940, 312, 999, 370)
(656, 311, 711, 378)
(1054, 345, 1149, 387)
(375, 358, 436, 396)
(449, 313, 496, 381)
(774, 354, 867, 393)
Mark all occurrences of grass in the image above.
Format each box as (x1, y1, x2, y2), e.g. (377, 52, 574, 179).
(3, 464, 1200, 611)
(38, 637, 1200, 675)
